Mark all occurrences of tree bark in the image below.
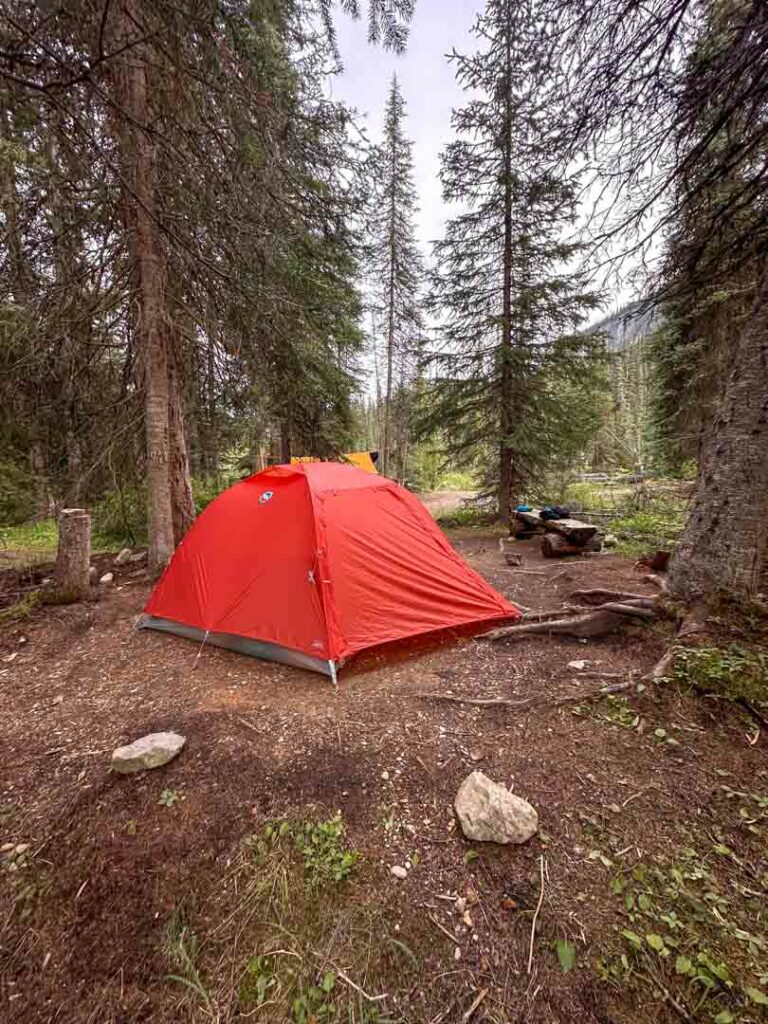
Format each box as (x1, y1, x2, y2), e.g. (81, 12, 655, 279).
(113, 0, 175, 573)
(168, 348, 195, 545)
(498, 2, 515, 526)
(668, 270, 768, 603)
(54, 508, 91, 602)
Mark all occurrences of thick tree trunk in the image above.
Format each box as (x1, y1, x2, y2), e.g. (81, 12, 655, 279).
(498, 5, 515, 526)
(113, 1, 175, 573)
(668, 272, 768, 603)
(54, 508, 91, 602)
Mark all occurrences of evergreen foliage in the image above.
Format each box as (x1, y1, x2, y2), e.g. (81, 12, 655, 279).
(365, 76, 424, 480)
(421, 0, 605, 519)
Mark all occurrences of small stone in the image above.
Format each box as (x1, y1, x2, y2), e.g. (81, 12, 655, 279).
(390, 865, 407, 879)
(111, 732, 186, 774)
(381, 770, 390, 781)
(454, 771, 538, 845)
(1, 842, 15, 854)
(128, 551, 147, 564)
(604, 534, 618, 547)
(568, 659, 588, 670)
(99, 572, 114, 585)
(469, 748, 484, 762)
(89, 566, 98, 580)
(114, 548, 132, 566)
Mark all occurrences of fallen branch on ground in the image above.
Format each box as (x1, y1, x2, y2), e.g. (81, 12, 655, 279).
(569, 589, 658, 606)
(527, 855, 546, 973)
(415, 679, 637, 712)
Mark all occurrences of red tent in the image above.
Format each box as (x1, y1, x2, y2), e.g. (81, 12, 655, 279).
(139, 462, 520, 679)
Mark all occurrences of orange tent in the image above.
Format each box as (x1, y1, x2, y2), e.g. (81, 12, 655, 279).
(140, 463, 519, 678)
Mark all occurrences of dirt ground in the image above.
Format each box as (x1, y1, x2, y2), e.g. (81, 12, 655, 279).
(0, 527, 765, 1023)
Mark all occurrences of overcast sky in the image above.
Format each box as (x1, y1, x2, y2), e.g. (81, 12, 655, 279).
(329, 0, 483, 255)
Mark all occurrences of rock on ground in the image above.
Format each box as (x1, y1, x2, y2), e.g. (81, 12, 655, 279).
(454, 770, 538, 845)
(99, 572, 114, 585)
(114, 548, 133, 566)
(111, 732, 186, 774)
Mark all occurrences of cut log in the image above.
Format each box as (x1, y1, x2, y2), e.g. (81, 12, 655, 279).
(54, 508, 92, 602)
(516, 509, 597, 545)
(542, 533, 602, 558)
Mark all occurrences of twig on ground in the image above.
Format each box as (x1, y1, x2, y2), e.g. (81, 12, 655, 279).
(416, 680, 637, 712)
(332, 964, 387, 1003)
(235, 716, 260, 735)
(429, 913, 460, 945)
(527, 855, 546, 974)
(461, 989, 488, 1022)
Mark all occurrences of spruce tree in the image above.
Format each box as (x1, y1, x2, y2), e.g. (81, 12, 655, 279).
(423, 0, 604, 523)
(366, 76, 424, 479)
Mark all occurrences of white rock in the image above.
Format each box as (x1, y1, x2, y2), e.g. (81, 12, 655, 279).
(604, 534, 618, 547)
(454, 771, 538, 845)
(568, 659, 588, 670)
(111, 732, 186, 774)
(128, 550, 147, 564)
(114, 548, 132, 566)
(390, 865, 408, 879)
(99, 572, 114, 584)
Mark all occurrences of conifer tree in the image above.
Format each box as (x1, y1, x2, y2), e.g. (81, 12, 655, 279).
(366, 76, 423, 478)
(423, 0, 604, 522)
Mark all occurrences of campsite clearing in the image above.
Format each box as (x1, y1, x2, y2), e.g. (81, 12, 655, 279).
(0, 529, 766, 1023)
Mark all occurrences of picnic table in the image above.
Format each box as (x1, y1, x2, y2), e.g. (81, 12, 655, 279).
(513, 508, 601, 557)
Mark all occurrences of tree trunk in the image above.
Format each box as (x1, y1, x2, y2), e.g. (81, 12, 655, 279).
(668, 271, 768, 603)
(113, 0, 175, 573)
(54, 508, 92, 602)
(498, 3, 515, 526)
(168, 348, 195, 545)
(382, 134, 397, 479)
(280, 419, 292, 462)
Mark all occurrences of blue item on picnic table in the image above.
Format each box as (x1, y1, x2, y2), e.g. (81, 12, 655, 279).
(515, 504, 532, 512)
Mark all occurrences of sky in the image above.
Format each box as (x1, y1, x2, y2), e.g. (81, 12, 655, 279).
(328, 0, 483, 255)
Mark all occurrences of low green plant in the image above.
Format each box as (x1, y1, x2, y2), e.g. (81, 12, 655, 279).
(162, 903, 213, 1011)
(0, 589, 41, 626)
(597, 846, 768, 1022)
(572, 694, 639, 729)
(255, 813, 360, 889)
(670, 644, 768, 707)
(436, 498, 499, 529)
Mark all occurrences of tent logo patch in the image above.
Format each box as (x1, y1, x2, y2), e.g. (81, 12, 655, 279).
(259, 490, 274, 505)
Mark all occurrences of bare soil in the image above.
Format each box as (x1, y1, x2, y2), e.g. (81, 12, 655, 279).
(0, 528, 765, 1023)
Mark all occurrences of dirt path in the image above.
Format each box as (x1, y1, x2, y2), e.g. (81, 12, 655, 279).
(0, 533, 765, 1023)
(416, 490, 476, 516)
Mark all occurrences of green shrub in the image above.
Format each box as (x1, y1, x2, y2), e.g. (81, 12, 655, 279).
(92, 484, 148, 547)
(91, 477, 227, 547)
(0, 461, 36, 526)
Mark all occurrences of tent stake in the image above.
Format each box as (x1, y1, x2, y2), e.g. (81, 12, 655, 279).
(193, 630, 210, 670)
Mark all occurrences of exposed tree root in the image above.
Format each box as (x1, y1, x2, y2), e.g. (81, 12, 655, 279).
(569, 589, 658, 606)
(483, 590, 663, 642)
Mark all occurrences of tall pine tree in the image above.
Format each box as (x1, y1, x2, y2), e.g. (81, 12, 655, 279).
(423, 0, 604, 521)
(366, 76, 423, 479)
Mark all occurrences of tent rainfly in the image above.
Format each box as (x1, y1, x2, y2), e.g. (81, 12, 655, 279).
(139, 462, 520, 679)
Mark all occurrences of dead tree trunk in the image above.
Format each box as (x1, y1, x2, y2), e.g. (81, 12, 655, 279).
(168, 345, 195, 545)
(668, 272, 768, 604)
(54, 508, 91, 602)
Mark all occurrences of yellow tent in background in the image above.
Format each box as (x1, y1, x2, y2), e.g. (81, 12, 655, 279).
(291, 451, 379, 474)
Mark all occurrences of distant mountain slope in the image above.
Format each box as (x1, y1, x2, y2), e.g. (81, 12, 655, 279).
(593, 301, 658, 352)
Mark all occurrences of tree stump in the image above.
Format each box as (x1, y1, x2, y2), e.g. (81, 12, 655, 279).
(54, 508, 92, 602)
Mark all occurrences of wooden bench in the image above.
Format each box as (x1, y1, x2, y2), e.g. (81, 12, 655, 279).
(513, 508, 602, 557)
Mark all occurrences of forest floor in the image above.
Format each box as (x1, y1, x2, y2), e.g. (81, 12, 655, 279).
(0, 525, 766, 1024)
